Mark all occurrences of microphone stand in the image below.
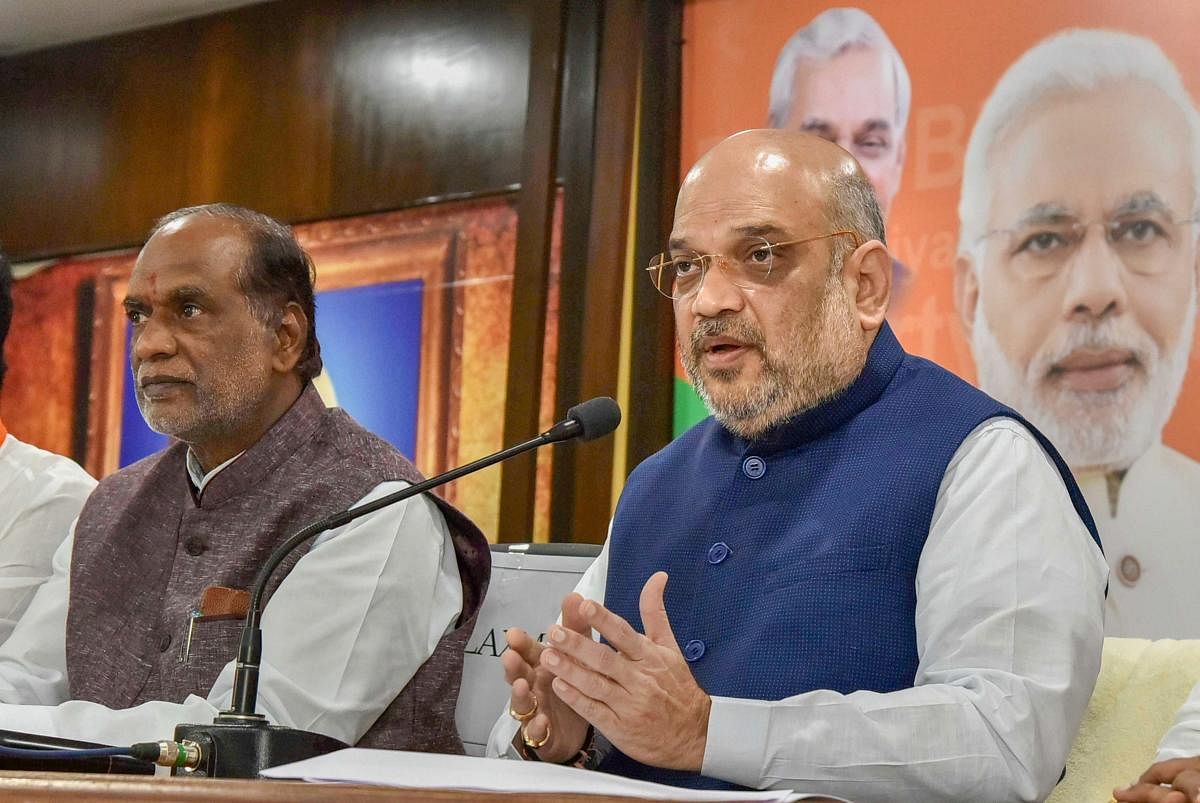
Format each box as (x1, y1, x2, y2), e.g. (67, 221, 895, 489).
(172, 406, 609, 778)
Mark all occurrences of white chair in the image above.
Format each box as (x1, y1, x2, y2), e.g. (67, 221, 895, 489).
(454, 543, 601, 756)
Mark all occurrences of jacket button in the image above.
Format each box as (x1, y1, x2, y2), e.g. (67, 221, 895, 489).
(683, 639, 705, 661)
(707, 542, 731, 565)
(158, 632, 172, 652)
(184, 536, 207, 556)
(742, 456, 766, 479)
(1118, 555, 1141, 587)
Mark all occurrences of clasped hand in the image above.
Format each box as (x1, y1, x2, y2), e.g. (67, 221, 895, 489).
(500, 571, 712, 771)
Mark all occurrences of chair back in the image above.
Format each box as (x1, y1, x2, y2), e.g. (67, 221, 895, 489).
(1048, 637, 1200, 801)
(454, 543, 601, 756)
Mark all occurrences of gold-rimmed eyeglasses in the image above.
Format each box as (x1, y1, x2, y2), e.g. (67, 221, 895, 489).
(646, 231, 860, 300)
(978, 214, 1200, 280)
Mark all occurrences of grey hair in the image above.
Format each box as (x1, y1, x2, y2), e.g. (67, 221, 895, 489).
(150, 203, 323, 382)
(767, 7, 912, 136)
(826, 168, 886, 264)
(958, 28, 1200, 261)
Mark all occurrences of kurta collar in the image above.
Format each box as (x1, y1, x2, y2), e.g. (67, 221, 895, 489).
(730, 322, 905, 455)
(186, 448, 242, 496)
(192, 383, 325, 507)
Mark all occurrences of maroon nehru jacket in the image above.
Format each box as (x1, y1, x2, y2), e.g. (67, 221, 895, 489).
(65, 384, 490, 752)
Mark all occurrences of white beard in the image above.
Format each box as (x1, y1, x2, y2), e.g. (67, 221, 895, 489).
(971, 291, 1196, 472)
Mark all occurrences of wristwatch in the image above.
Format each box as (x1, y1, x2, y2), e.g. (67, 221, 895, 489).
(514, 725, 611, 770)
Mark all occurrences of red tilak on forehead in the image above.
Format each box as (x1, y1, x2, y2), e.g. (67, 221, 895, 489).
(147, 273, 157, 295)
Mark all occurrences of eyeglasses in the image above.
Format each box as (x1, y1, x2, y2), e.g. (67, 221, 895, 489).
(646, 231, 860, 300)
(979, 215, 1200, 279)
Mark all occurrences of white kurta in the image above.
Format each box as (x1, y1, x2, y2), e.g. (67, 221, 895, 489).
(1076, 442, 1200, 639)
(1158, 681, 1200, 760)
(0, 431, 96, 644)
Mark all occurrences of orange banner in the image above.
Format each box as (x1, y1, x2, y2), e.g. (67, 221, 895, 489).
(679, 0, 1200, 637)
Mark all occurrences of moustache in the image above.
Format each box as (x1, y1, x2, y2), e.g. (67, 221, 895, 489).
(688, 317, 766, 360)
(136, 369, 196, 388)
(1034, 320, 1155, 381)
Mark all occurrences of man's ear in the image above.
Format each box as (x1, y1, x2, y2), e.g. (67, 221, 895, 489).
(954, 254, 980, 338)
(272, 301, 307, 373)
(847, 240, 890, 331)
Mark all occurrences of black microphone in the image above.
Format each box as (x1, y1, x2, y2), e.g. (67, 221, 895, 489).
(172, 397, 621, 778)
(541, 396, 623, 443)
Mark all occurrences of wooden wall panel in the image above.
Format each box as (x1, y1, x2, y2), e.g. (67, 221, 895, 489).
(561, 0, 642, 543)
(0, 260, 125, 460)
(0, 0, 534, 261)
(328, 1, 532, 213)
(498, 0, 567, 542)
(0, 0, 680, 544)
(626, 0, 682, 468)
(450, 199, 562, 541)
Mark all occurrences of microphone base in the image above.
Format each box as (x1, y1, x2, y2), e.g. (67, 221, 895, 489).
(172, 720, 348, 778)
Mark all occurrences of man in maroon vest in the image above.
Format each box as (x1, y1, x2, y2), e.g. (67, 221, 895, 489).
(0, 204, 489, 752)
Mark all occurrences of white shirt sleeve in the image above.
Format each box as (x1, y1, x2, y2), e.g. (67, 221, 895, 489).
(0, 525, 73, 704)
(0, 480, 462, 748)
(700, 419, 1109, 802)
(1157, 682, 1200, 760)
(484, 539, 610, 758)
(0, 436, 96, 643)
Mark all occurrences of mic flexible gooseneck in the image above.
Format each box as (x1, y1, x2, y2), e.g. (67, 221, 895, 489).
(221, 396, 621, 722)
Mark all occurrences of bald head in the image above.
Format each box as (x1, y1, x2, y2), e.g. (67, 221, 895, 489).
(678, 129, 885, 251)
(684, 129, 866, 192)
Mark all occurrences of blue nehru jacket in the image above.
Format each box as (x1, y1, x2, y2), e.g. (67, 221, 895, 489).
(598, 322, 1100, 790)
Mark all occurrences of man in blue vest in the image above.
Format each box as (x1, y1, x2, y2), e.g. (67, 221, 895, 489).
(489, 129, 1107, 802)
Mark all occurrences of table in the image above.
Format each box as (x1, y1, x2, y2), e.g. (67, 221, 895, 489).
(0, 772, 666, 802)
(0, 770, 851, 801)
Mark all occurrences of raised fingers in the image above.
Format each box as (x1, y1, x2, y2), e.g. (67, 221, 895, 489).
(552, 676, 618, 734)
(561, 592, 594, 637)
(501, 640, 535, 684)
(638, 572, 679, 650)
(578, 599, 648, 659)
(505, 627, 544, 665)
(544, 623, 630, 686)
(507, 676, 538, 715)
(541, 640, 628, 705)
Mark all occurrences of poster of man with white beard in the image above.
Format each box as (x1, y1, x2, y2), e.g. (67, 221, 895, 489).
(677, 2, 1200, 639)
(954, 30, 1200, 638)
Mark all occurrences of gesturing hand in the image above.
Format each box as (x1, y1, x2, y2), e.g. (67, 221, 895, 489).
(1115, 757, 1200, 802)
(500, 592, 594, 763)
(538, 571, 712, 772)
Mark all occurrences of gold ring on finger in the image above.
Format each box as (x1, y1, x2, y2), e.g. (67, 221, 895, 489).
(522, 721, 551, 750)
(509, 692, 538, 722)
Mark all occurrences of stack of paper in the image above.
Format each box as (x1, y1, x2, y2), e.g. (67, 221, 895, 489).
(261, 749, 845, 801)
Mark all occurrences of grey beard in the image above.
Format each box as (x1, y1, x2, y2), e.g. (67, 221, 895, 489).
(682, 278, 864, 438)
